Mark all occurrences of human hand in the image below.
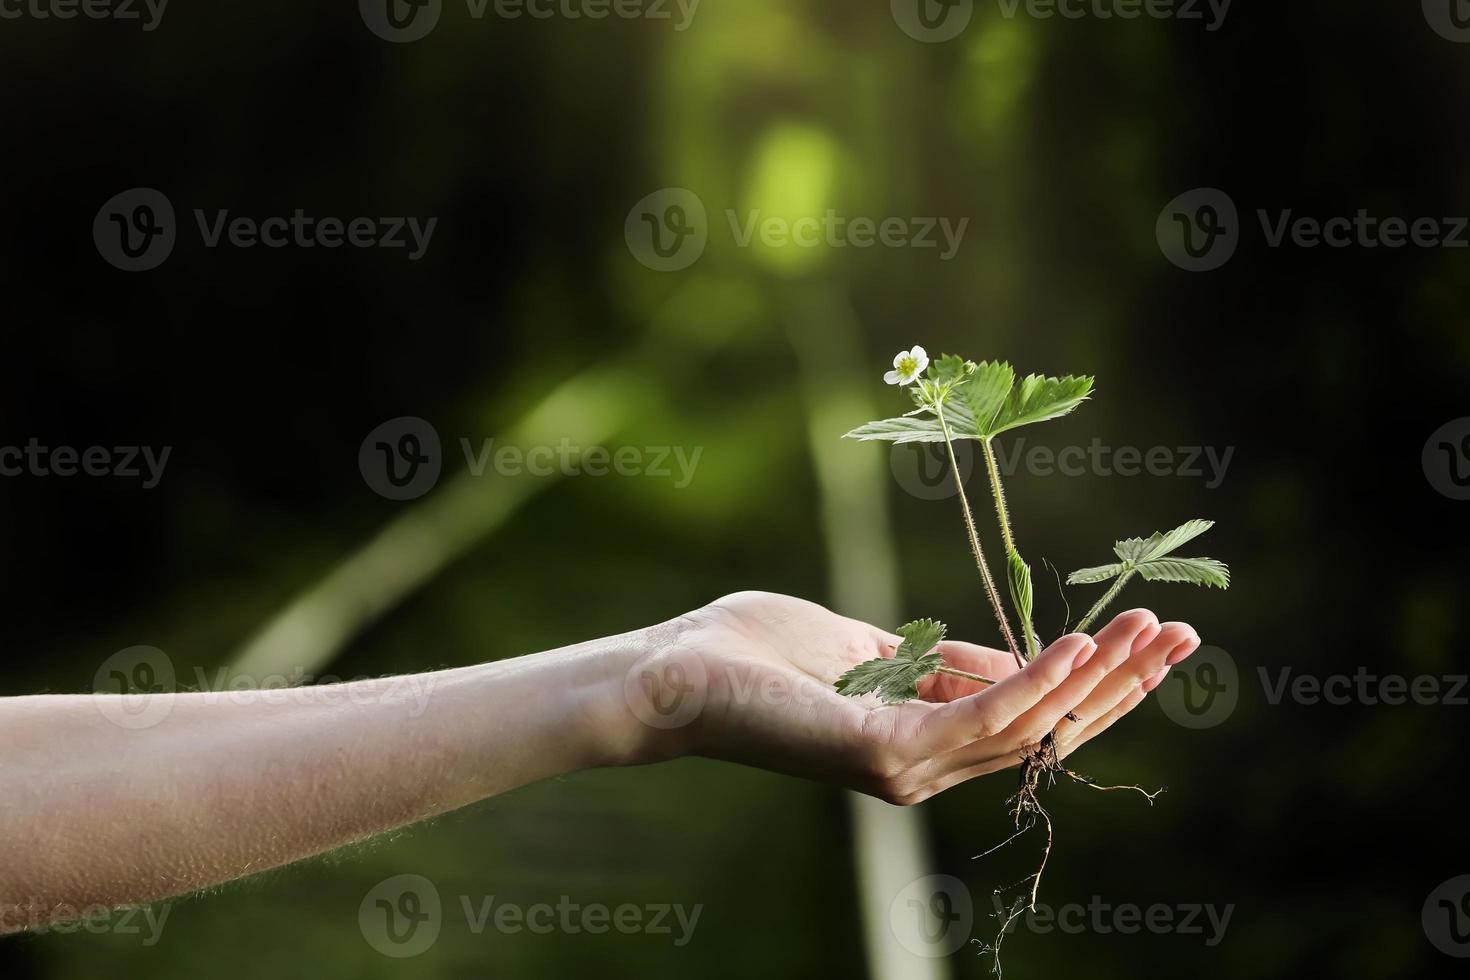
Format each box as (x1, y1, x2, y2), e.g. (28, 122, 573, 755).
(625, 592, 1200, 804)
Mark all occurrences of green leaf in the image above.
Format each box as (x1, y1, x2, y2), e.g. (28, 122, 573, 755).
(1141, 519, 1215, 561)
(989, 374, 1094, 436)
(1007, 549, 1038, 659)
(1137, 557, 1231, 589)
(1113, 535, 1156, 562)
(927, 354, 974, 387)
(834, 618, 946, 704)
(1066, 562, 1126, 585)
(955, 360, 1015, 435)
(843, 417, 947, 444)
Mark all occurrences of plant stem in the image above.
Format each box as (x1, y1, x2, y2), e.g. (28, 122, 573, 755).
(980, 438, 1016, 553)
(937, 665, 997, 686)
(1074, 567, 1136, 633)
(981, 438, 1039, 661)
(935, 404, 1023, 668)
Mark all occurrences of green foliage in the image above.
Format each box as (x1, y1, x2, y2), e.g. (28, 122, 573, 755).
(843, 357, 1092, 444)
(838, 349, 1227, 703)
(1068, 520, 1230, 590)
(834, 619, 946, 704)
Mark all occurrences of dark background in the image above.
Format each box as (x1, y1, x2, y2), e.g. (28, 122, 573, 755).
(2, 2, 1468, 977)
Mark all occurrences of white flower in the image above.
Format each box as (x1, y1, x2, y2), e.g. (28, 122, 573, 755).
(883, 346, 929, 386)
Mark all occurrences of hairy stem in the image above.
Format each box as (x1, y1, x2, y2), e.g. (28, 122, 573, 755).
(981, 438, 1038, 661)
(1075, 567, 1137, 633)
(935, 404, 1023, 668)
(937, 665, 997, 686)
(980, 438, 1016, 553)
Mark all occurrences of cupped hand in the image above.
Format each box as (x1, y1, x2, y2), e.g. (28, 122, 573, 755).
(655, 592, 1200, 805)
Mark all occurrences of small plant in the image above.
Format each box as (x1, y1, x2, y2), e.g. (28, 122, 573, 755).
(836, 346, 1229, 974)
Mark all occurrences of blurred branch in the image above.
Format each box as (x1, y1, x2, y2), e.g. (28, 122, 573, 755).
(784, 281, 948, 980)
(225, 277, 756, 680)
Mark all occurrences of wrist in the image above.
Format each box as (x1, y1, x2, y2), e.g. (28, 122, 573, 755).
(558, 614, 710, 770)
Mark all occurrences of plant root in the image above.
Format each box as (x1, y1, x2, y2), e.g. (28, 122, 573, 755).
(969, 732, 1162, 977)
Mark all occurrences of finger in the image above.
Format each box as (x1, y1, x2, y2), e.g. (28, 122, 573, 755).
(1062, 618, 1194, 735)
(1057, 632, 1201, 758)
(915, 633, 1093, 755)
(917, 640, 1022, 702)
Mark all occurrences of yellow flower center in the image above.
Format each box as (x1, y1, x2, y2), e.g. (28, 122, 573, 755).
(898, 356, 918, 377)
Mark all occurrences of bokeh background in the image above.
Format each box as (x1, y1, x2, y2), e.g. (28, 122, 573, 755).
(3, 1, 1469, 978)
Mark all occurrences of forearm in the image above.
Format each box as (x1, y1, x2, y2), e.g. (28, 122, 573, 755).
(0, 627, 659, 930)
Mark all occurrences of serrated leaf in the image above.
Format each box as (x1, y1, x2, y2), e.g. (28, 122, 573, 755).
(927, 354, 973, 387)
(955, 360, 1015, 435)
(1114, 535, 1159, 562)
(989, 374, 1094, 436)
(843, 417, 947, 443)
(1137, 557, 1231, 589)
(1141, 520, 1215, 561)
(834, 618, 946, 704)
(1066, 562, 1126, 585)
(1007, 549, 1038, 659)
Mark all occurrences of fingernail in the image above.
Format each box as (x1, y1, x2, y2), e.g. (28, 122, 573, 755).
(1072, 640, 1099, 670)
(1130, 623, 1162, 654)
(1141, 666, 1171, 693)
(1165, 639, 1200, 666)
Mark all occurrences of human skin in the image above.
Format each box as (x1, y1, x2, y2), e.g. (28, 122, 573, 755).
(0, 591, 1198, 934)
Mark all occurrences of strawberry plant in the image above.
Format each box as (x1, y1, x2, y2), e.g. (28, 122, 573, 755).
(838, 347, 1229, 973)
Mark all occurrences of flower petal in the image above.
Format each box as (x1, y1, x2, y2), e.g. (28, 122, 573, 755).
(883, 369, 902, 385)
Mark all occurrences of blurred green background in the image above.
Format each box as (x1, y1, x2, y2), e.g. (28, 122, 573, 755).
(2, 2, 1469, 978)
